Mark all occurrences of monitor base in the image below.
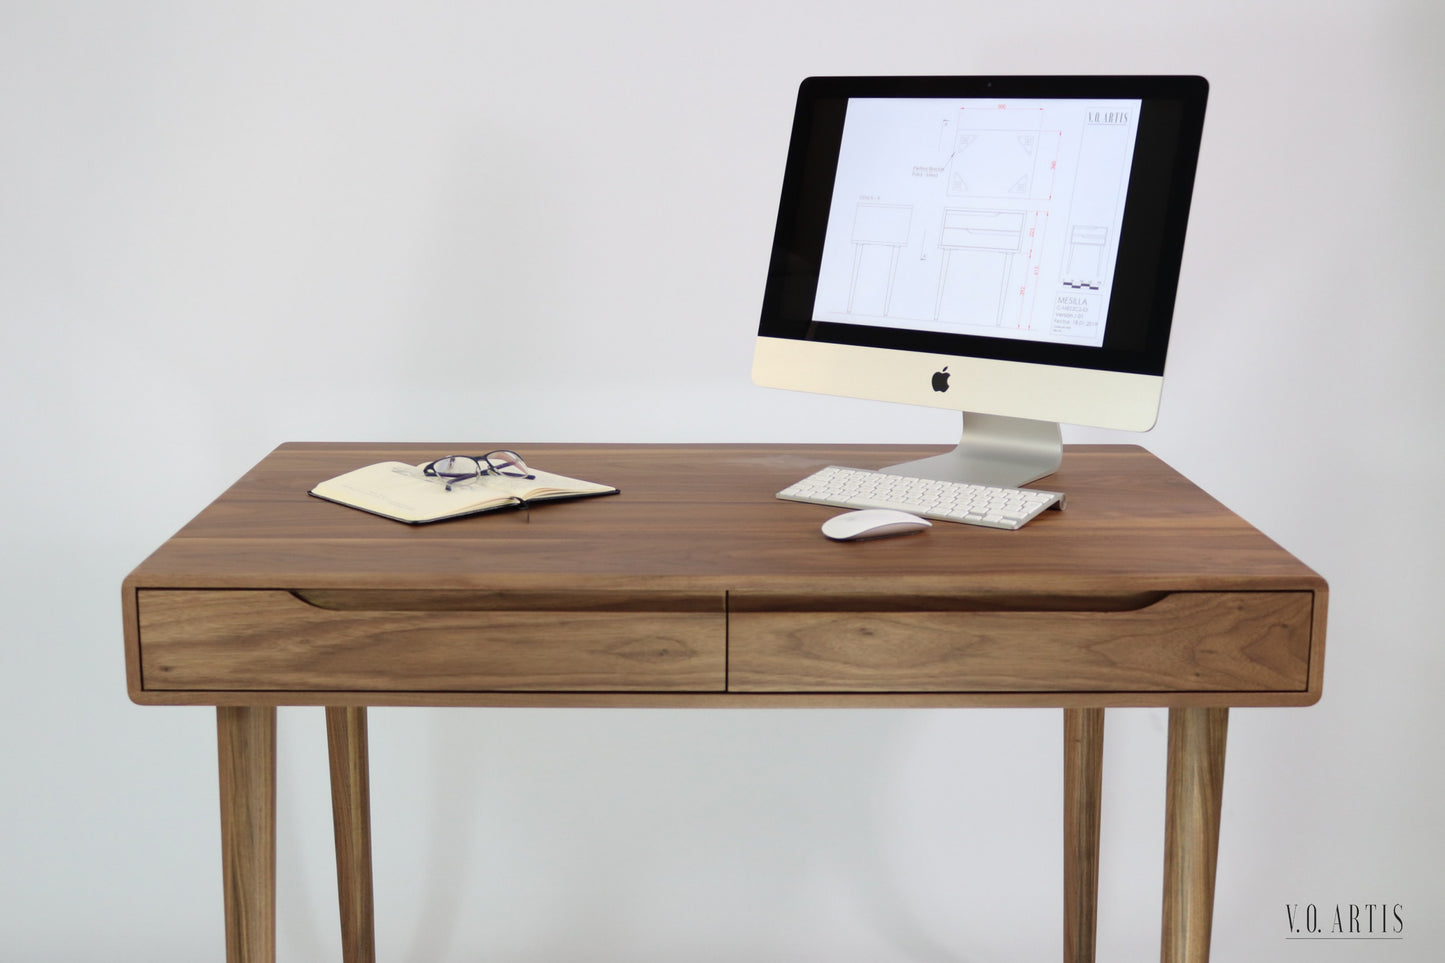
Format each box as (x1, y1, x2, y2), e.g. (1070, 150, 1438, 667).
(881, 412, 1062, 488)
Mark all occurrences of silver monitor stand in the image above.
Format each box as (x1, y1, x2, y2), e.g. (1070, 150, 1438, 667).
(880, 412, 1063, 488)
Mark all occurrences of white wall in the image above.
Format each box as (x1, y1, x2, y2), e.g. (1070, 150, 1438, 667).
(3, 1, 1442, 959)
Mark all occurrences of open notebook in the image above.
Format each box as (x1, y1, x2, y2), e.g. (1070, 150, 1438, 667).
(309, 460, 618, 524)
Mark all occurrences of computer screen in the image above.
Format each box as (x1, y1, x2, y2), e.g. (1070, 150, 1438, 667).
(754, 76, 1208, 486)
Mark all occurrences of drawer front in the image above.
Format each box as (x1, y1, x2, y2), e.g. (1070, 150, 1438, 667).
(729, 592, 1313, 693)
(138, 590, 726, 692)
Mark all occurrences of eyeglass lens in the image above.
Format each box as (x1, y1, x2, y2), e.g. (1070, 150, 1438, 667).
(429, 456, 481, 490)
(483, 450, 531, 477)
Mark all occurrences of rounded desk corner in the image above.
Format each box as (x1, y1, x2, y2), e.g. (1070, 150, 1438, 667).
(127, 687, 156, 707)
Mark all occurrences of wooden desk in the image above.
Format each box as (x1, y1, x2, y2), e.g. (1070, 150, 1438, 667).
(121, 443, 1327, 963)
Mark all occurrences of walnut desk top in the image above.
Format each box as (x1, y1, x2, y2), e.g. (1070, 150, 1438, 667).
(122, 442, 1327, 711)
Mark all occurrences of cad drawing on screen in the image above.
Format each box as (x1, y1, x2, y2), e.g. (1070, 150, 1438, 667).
(754, 76, 1208, 486)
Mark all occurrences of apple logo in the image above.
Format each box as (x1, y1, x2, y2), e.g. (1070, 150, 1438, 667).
(931, 366, 951, 393)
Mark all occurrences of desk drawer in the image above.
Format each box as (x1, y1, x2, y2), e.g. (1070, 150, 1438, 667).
(729, 592, 1312, 693)
(138, 590, 726, 692)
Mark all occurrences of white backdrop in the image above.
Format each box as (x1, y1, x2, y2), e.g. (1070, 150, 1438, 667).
(3, 1, 1443, 960)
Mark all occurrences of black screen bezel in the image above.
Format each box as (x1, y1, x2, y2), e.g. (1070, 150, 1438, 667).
(757, 75, 1208, 377)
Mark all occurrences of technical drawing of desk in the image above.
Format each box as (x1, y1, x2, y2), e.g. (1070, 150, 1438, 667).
(120, 443, 1327, 963)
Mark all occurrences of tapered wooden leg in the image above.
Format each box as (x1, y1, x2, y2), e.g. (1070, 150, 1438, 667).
(217, 706, 277, 963)
(327, 707, 376, 963)
(1161, 707, 1229, 963)
(1064, 708, 1105, 963)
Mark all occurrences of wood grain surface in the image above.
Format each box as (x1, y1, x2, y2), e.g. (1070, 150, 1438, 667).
(122, 443, 1327, 708)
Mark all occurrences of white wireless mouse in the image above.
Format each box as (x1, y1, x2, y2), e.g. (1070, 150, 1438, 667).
(821, 508, 932, 541)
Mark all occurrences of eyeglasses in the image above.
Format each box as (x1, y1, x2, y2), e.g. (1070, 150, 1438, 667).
(422, 449, 536, 491)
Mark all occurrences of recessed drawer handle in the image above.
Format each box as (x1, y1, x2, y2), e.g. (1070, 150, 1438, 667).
(728, 592, 1171, 614)
(291, 589, 722, 614)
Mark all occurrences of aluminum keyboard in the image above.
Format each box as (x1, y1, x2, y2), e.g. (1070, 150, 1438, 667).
(778, 465, 1065, 531)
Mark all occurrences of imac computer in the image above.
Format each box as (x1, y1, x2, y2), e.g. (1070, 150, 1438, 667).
(753, 75, 1208, 487)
